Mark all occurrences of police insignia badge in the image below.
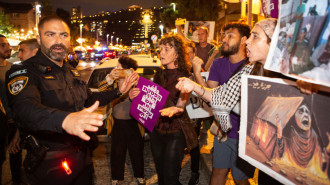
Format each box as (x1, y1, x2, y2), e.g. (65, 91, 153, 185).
(8, 76, 29, 95)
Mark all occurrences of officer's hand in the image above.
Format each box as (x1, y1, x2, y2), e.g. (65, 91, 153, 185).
(8, 129, 21, 154)
(62, 101, 104, 141)
(119, 71, 139, 94)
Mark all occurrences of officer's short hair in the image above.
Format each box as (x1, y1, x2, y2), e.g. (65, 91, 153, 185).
(38, 15, 70, 34)
(19, 39, 39, 51)
(0, 34, 6, 38)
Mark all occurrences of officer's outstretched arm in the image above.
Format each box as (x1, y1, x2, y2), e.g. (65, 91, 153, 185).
(62, 101, 103, 141)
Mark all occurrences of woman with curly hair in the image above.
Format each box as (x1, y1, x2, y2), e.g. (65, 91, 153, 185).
(130, 34, 197, 185)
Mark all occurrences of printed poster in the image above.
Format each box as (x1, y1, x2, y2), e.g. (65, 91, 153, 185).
(183, 21, 215, 43)
(130, 77, 169, 132)
(239, 75, 330, 185)
(186, 72, 213, 119)
(264, 0, 330, 87)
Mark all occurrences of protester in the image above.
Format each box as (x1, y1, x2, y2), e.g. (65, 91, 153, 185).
(176, 20, 214, 70)
(109, 56, 145, 185)
(174, 18, 289, 185)
(0, 34, 12, 185)
(174, 21, 259, 185)
(5, 16, 138, 185)
(129, 34, 197, 185)
(185, 41, 204, 184)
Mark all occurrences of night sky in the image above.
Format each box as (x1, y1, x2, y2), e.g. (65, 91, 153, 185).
(3, 0, 167, 16)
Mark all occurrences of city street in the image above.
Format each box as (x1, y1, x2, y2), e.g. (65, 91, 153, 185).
(1, 59, 211, 185)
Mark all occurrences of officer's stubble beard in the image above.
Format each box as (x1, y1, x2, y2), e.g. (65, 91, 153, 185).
(39, 39, 68, 64)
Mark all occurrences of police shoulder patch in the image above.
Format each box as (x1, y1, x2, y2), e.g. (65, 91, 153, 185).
(8, 76, 29, 95)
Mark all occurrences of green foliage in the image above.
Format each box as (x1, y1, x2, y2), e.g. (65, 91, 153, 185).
(41, 0, 54, 17)
(161, 0, 223, 22)
(160, 8, 178, 29)
(0, 11, 15, 36)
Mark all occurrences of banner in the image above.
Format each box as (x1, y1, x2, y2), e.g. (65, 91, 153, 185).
(186, 72, 213, 119)
(130, 77, 169, 132)
(264, 0, 330, 87)
(239, 75, 330, 185)
(261, 0, 279, 18)
(183, 21, 215, 43)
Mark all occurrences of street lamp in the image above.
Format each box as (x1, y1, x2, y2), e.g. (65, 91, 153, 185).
(106, 34, 109, 46)
(159, 25, 164, 36)
(170, 3, 176, 12)
(111, 36, 114, 45)
(35, 2, 41, 33)
(116, 37, 119, 45)
(79, 24, 83, 48)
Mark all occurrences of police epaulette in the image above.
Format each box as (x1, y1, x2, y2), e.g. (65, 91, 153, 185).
(32, 63, 52, 74)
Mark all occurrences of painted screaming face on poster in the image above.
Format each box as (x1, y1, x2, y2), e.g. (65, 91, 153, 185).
(275, 102, 328, 179)
(294, 104, 312, 131)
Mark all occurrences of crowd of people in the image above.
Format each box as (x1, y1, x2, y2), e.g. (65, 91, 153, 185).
(0, 14, 322, 185)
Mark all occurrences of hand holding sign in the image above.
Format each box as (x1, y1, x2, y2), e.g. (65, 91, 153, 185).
(130, 77, 169, 132)
(129, 88, 140, 100)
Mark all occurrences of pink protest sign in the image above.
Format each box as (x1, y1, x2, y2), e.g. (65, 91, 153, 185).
(130, 77, 169, 132)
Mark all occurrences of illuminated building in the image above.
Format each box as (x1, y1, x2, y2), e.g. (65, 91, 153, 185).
(0, 2, 35, 33)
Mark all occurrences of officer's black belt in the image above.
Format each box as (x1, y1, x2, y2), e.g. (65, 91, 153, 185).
(44, 148, 77, 160)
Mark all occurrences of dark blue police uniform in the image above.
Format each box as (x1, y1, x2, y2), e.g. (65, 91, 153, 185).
(6, 50, 122, 185)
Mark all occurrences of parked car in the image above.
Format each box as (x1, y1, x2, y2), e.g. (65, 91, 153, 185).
(104, 49, 117, 59)
(74, 50, 86, 60)
(85, 49, 95, 61)
(94, 48, 104, 60)
(88, 55, 161, 90)
(87, 55, 161, 135)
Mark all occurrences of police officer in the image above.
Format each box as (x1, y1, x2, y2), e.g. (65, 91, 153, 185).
(5, 16, 138, 185)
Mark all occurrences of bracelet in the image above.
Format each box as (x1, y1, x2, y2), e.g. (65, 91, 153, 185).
(200, 85, 206, 98)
